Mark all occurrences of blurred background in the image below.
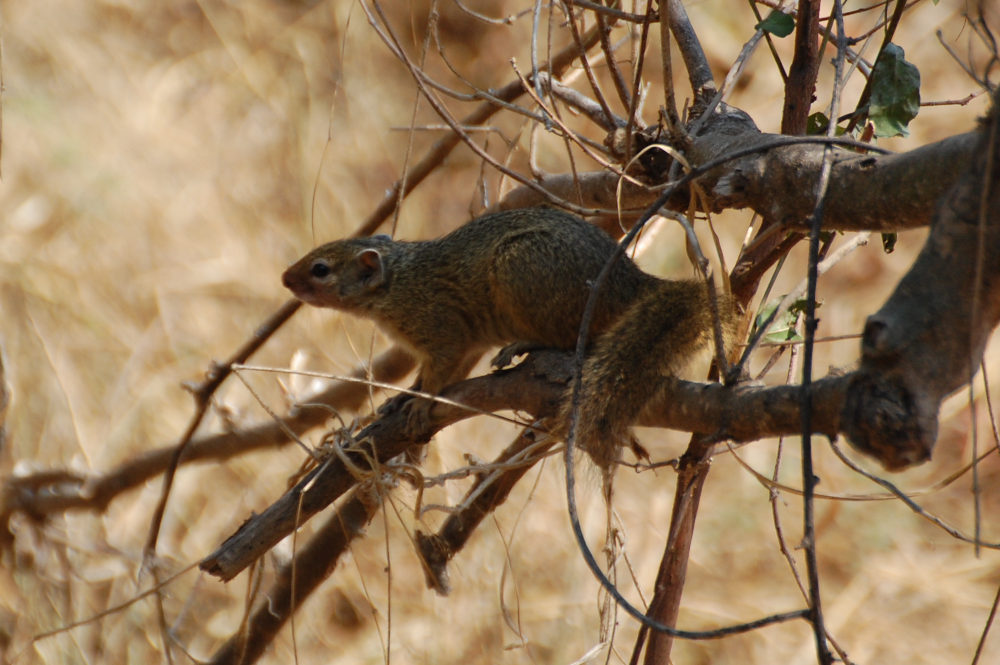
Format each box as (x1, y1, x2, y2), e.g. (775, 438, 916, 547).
(1, 1, 998, 663)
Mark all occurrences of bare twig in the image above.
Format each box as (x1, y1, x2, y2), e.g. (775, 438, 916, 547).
(0, 348, 414, 531)
(829, 441, 1000, 548)
(561, 1, 619, 129)
(207, 482, 385, 665)
(417, 426, 558, 594)
(781, 0, 821, 135)
(733, 233, 872, 379)
(355, 1, 607, 236)
(537, 72, 626, 130)
(143, 298, 303, 560)
(594, 0, 635, 113)
(797, 6, 851, 661)
(570, 0, 657, 24)
(971, 582, 1000, 665)
(363, 0, 625, 217)
(665, 0, 716, 108)
(621, 3, 654, 161)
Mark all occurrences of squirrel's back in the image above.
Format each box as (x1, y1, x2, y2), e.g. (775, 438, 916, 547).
(435, 208, 653, 347)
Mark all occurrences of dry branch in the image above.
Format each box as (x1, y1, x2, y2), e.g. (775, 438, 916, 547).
(702, 130, 982, 232)
(417, 425, 559, 595)
(207, 483, 384, 665)
(202, 348, 852, 582)
(200, 351, 568, 580)
(844, 110, 1000, 468)
(498, 104, 981, 233)
(0, 348, 414, 539)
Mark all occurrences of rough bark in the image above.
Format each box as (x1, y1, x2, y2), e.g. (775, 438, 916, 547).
(843, 112, 1000, 468)
(499, 108, 980, 233)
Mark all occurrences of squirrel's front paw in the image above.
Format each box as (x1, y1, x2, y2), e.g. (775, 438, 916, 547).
(402, 398, 434, 435)
(377, 394, 434, 436)
(490, 341, 541, 369)
(377, 393, 411, 418)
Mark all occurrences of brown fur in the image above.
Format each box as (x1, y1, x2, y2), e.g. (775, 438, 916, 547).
(282, 207, 736, 468)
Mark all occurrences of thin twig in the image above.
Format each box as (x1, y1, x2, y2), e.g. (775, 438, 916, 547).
(830, 440, 1000, 548)
(355, 1, 607, 236)
(796, 4, 851, 661)
(537, 71, 625, 130)
(562, 1, 619, 129)
(971, 582, 1000, 665)
(733, 233, 871, 378)
(143, 298, 302, 561)
(31, 563, 199, 643)
(621, 3, 654, 161)
(594, 0, 634, 113)
(570, 0, 657, 24)
(363, 0, 621, 217)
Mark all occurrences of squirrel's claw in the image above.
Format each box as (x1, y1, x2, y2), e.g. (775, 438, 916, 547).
(377, 393, 434, 438)
(490, 342, 543, 369)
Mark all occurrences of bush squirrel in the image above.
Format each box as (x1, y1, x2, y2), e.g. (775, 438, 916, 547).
(282, 207, 736, 470)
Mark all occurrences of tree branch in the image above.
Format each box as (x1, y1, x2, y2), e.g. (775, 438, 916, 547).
(0, 348, 414, 538)
(690, 125, 979, 232)
(206, 483, 384, 665)
(664, 0, 716, 106)
(843, 108, 1000, 468)
(201, 349, 851, 582)
(498, 106, 980, 234)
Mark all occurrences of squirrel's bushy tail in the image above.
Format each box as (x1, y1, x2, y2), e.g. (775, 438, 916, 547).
(564, 279, 735, 471)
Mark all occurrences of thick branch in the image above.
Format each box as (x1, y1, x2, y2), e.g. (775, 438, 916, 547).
(200, 352, 567, 580)
(690, 123, 980, 232)
(496, 170, 664, 212)
(843, 112, 1000, 469)
(202, 351, 850, 581)
(499, 104, 980, 233)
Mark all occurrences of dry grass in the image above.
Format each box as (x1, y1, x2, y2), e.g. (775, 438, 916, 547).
(1, 1, 999, 663)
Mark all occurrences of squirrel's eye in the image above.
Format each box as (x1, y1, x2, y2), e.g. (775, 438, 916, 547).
(310, 261, 332, 279)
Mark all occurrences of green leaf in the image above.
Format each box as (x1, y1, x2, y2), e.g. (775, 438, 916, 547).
(757, 11, 795, 37)
(754, 296, 816, 344)
(807, 112, 829, 135)
(869, 43, 921, 138)
(764, 326, 802, 344)
(807, 113, 854, 137)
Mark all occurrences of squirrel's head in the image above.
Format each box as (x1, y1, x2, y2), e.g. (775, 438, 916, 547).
(282, 236, 394, 311)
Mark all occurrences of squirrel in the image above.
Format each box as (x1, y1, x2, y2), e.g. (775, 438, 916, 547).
(281, 207, 736, 471)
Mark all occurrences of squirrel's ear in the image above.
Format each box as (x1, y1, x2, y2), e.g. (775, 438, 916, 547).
(356, 248, 386, 287)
